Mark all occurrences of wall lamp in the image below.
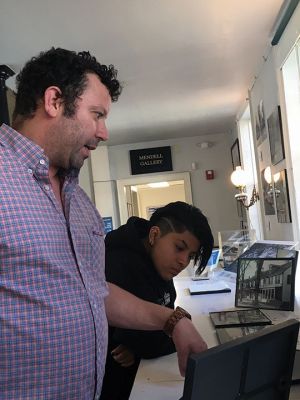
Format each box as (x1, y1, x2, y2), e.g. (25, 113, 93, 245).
(264, 166, 281, 198)
(230, 166, 260, 210)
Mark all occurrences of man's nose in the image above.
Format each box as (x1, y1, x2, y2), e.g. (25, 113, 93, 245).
(96, 121, 108, 141)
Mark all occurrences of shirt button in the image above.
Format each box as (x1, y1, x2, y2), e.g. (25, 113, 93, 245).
(44, 184, 50, 191)
(39, 159, 46, 165)
(28, 168, 33, 174)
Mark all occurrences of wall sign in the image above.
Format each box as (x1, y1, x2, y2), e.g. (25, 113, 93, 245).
(130, 146, 173, 175)
(102, 216, 113, 234)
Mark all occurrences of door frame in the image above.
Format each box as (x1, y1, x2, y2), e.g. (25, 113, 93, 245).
(116, 172, 193, 225)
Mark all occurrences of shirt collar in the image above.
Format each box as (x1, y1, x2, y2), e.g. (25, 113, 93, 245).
(0, 123, 79, 181)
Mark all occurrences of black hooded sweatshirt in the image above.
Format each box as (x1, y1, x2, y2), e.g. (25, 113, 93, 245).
(104, 216, 176, 358)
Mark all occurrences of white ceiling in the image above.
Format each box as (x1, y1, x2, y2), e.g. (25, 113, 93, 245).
(0, 0, 286, 145)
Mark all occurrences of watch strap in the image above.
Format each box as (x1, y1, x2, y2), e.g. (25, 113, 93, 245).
(163, 306, 192, 337)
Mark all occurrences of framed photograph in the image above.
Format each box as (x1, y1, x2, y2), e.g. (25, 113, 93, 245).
(209, 308, 271, 329)
(267, 106, 285, 166)
(230, 139, 241, 170)
(274, 169, 292, 223)
(146, 205, 163, 219)
(255, 100, 268, 145)
(261, 168, 275, 215)
(216, 325, 268, 344)
(235, 257, 297, 311)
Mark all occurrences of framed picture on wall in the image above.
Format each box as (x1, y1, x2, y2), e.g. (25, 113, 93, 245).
(231, 139, 241, 170)
(274, 169, 292, 223)
(146, 205, 164, 219)
(261, 168, 275, 216)
(267, 106, 285, 165)
(255, 100, 268, 146)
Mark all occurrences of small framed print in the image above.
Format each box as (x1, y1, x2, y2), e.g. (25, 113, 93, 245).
(255, 100, 268, 145)
(209, 308, 271, 329)
(216, 325, 268, 344)
(268, 106, 285, 166)
(231, 139, 241, 170)
(235, 257, 297, 311)
(146, 205, 164, 219)
(274, 169, 292, 223)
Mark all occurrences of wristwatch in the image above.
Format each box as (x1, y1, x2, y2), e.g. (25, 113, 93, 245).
(163, 306, 192, 337)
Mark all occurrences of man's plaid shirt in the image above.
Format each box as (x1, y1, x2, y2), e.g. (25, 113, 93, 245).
(0, 124, 108, 400)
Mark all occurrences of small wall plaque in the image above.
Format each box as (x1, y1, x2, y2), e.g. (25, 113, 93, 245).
(130, 146, 173, 175)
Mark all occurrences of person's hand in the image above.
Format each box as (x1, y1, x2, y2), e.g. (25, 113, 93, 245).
(111, 344, 136, 367)
(172, 317, 207, 377)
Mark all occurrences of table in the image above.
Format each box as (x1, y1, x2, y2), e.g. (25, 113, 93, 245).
(130, 272, 300, 399)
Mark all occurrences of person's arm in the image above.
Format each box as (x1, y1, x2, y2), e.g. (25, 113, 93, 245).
(105, 283, 207, 376)
(113, 328, 176, 359)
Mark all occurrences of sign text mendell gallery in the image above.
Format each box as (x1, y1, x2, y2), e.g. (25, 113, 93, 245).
(130, 146, 173, 175)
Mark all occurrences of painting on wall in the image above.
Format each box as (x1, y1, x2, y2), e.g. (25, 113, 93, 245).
(267, 106, 285, 166)
(274, 169, 292, 223)
(255, 100, 268, 146)
(261, 168, 275, 216)
(231, 139, 241, 170)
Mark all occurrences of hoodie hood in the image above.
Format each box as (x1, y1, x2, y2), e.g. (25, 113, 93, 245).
(105, 216, 150, 256)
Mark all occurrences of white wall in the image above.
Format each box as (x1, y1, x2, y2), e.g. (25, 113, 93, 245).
(249, 50, 294, 241)
(89, 146, 120, 228)
(108, 133, 240, 243)
(246, 3, 300, 242)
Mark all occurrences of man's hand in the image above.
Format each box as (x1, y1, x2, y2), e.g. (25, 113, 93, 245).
(172, 317, 207, 376)
(111, 344, 136, 367)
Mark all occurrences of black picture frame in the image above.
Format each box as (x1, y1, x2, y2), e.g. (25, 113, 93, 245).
(230, 139, 241, 170)
(274, 169, 292, 223)
(235, 257, 297, 311)
(216, 325, 267, 344)
(209, 308, 271, 328)
(267, 106, 285, 165)
(255, 100, 268, 145)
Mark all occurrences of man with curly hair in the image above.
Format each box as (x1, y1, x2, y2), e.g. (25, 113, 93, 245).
(0, 48, 208, 400)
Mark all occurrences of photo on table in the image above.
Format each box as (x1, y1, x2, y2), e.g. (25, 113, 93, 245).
(209, 308, 272, 328)
(216, 324, 268, 344)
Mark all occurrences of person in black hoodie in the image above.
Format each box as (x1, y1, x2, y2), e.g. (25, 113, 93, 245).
(100, 201, 213, 400)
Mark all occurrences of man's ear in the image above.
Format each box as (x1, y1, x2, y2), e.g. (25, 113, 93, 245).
(149, 226, 161, 246)
(43, 86, 63, 117)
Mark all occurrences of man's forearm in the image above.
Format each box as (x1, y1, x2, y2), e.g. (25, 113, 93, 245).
(105, 282, 208, 376)
(105, 283, 173, 330)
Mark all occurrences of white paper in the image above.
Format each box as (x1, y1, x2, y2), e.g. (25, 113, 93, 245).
(188, 280, 231, 294)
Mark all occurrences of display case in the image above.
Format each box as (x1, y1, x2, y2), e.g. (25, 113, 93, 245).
(218, 229, 256, 272)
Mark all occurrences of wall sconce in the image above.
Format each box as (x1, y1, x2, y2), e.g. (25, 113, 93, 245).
(230, 166, 260, 209)
(264, 166, 280, 198)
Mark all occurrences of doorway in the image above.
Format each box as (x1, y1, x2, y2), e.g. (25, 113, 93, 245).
(116, 172, 193, 225)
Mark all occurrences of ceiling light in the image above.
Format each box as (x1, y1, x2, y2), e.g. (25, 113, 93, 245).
(147, 182, 170, 188)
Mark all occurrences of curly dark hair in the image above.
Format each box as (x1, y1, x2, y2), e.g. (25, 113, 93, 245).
(13, 47, 122, 121)
(149, 201, 214, 274)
